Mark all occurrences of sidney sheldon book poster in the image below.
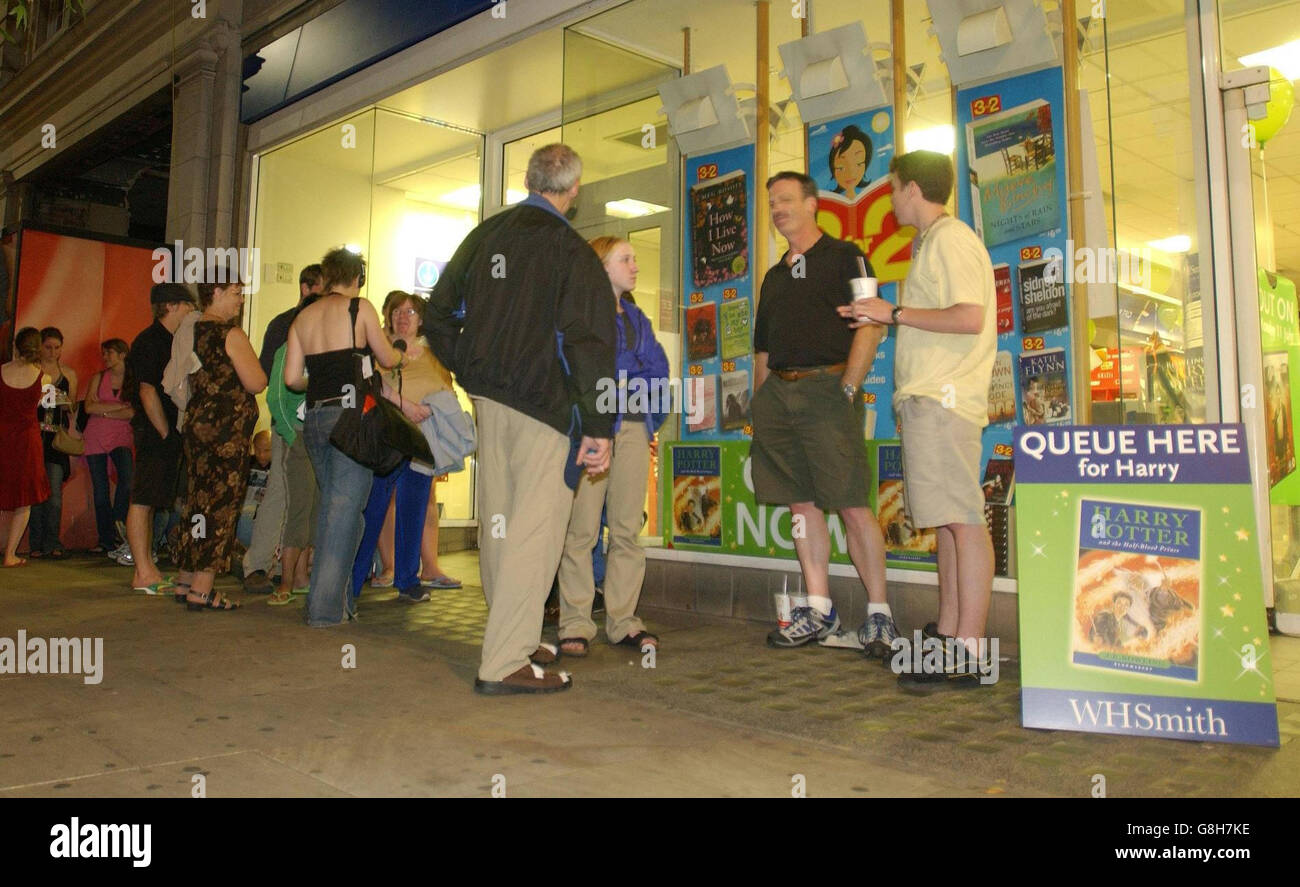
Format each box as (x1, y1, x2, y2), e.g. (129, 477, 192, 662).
(689, 170, 749, 289)
(965, 98, 1061, 249)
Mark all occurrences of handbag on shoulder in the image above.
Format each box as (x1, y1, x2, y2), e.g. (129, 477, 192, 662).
(328, 298, 433, 475)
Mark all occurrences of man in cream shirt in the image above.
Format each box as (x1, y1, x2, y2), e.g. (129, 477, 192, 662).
(842, 150, 997, 688)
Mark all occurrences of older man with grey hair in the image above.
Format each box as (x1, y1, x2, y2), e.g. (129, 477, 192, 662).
(426, 144, 617, 695)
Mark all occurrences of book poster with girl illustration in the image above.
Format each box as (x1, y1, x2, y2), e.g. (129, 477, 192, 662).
(808, 108, 911, 445)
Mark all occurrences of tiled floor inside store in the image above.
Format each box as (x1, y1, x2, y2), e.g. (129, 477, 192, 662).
(3, 550, 1298, 797)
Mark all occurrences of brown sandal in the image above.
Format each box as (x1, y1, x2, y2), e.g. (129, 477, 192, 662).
(530, 643, 560, 665)
(474, 663, 572, 695)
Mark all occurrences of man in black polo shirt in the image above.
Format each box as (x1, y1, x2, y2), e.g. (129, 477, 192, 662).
(122, 282, 195, 593)
(754, 171, 897, 655)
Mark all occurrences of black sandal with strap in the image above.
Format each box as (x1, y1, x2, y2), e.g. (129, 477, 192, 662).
(616, 631, 658, 650)
(173, 582, 191, 604)
(187, 590, 241, 612)
(558, 637, 589, 658)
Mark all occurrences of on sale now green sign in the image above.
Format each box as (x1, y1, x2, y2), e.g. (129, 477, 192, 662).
(1014, 424, 1279, 746)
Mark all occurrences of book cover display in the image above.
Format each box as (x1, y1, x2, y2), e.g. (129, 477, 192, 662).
(670, 446, 723, 546)
(988, 350, 1015, 425)
(719, 297, 751, 360)
(966, 98, 1061, 248)
(1017, 257, 1068, 333)
(689, 170, 749, 288)
(1015, 424, 1279, 746)
(680, 145, 757, 443)
(1019, 348, 1071, 425)
(872, 443, 937, 567)
(720, 369, 751, 432)
(956, 67, 1073, 561)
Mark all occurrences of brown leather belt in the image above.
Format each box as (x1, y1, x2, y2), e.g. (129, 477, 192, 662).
(773, 362, 846, 382)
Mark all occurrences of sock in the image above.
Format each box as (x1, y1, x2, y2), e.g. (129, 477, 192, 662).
(867, 602, 893, 618)
(808, 595, 833, 616)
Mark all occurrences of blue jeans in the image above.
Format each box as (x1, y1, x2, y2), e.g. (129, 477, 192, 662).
(29, 461, 65, 553)
(302, 405, 373, 626)
(350, 461, 430, 597)
(87, 447, 133, 549)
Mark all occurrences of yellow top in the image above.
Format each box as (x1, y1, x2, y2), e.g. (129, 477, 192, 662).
(892, 216, 997, 428)
(386, 337, 453, 402)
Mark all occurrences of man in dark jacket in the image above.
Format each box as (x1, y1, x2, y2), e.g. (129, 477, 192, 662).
(426, 144, 616, 695)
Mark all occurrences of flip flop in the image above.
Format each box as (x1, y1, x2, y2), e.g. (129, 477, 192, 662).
(419, 576, 462, 589)
(267, 589, 294, 606)
(291, 586, 310, 595)
(2, 559, 27, 568)
(132, 580, 174, 595)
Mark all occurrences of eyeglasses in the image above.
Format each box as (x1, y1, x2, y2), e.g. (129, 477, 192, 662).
(358, 270, 366, 287)
(393, 308, 419, 317)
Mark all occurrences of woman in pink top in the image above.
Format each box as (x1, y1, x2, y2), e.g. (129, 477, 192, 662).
(82, 339, 136, 553)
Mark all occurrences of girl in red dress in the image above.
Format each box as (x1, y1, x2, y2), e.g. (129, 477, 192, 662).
(1, 327, 51, 566)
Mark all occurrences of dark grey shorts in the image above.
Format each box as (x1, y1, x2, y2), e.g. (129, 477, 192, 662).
(750, 372, 871, 510)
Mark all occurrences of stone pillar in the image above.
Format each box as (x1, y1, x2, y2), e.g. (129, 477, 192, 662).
(167, 45, 218, 248)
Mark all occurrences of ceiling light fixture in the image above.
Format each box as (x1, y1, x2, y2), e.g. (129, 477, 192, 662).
(1240, 40, 1300, 81)
(605, 198, 671, 219)
(1148, 235, 1191, 253)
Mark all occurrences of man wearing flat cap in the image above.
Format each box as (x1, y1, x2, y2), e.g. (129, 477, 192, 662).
(121, 282, 195, 593)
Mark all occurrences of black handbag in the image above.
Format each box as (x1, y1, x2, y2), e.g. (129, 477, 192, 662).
(329, 298, 434, 476)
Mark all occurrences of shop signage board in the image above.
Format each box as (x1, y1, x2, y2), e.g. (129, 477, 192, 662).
(808, 106, 911, 439)
(662, 440, 934, 570)
(954, 66, 1072, 510)
(1014, 423, 1280, 747)
(680, 143, 756, 442)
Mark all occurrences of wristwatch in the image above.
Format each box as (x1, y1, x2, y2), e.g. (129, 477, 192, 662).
(842, 383, 857, 402)
(891, 305, 904, 324)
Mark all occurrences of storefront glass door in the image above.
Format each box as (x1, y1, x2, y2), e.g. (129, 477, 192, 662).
(1218, 0, 1300, 633)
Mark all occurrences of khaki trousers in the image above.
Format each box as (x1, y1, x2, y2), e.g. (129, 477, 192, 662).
(557, 422, 650, 643)
(474, 398, 572, 682)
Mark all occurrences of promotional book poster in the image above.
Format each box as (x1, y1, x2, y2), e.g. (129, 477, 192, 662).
(807, 107, 910, 446)
(1018, 257, 1068, 333)
(956, 66, 1072, 518)
(670, 445, 722, 546)
(1015, 424, 1279, 746)
(689, 170, 749, 288)
(661, 441, 935, 571)
(872, 443, 937, 567)
(966, 98, 1060, 248)
(1019, 348, 1071, 425)
(679, 144, 756, 443)
(719, 297, 751, 360)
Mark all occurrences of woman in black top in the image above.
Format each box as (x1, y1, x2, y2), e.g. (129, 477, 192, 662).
(29, 327, 78, 558)
(284, 248, 402, 627)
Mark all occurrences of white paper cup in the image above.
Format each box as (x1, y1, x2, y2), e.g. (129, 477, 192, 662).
(850, 277, 879, 322)
(774, 592, 792, 628)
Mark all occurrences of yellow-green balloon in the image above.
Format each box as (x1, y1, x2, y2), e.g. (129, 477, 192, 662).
(1252, 68, 1295, 146)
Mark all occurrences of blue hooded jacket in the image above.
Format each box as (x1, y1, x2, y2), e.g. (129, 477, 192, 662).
(613, 295, 670, 439)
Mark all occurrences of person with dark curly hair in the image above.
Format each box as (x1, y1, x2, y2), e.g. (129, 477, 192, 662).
(176, 268, 267, 611)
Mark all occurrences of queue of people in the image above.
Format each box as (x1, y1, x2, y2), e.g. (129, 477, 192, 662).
(3, 144, 995, 696)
